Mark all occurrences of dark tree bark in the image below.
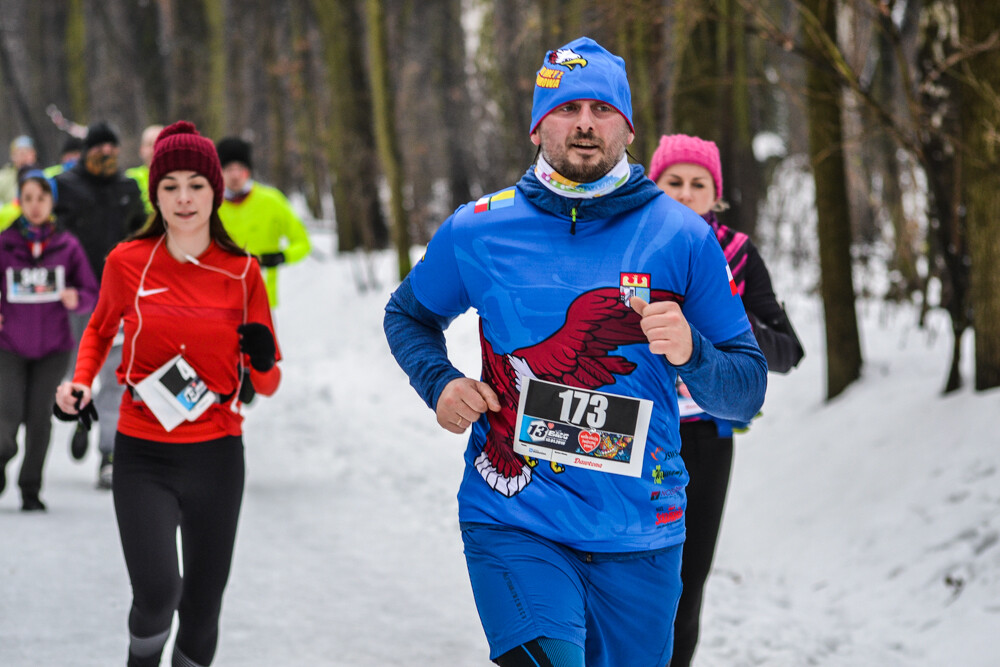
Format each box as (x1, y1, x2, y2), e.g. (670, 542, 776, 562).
(915, 3, 967, 393)
(0, 2, 49, 156)
(312, 0, 387, 254)
(391, 0, 475, 242)
(436, 0, 475, 213)
(803, 0, 862, 399)
(870, 3, 921, 301)
(366, 0, 411, 279)
(289, 0, 332, 220)
(604, 0, 668, 166)
(956, 0, 1000, 390)
(478, 1, 542, 186)
(666, 0, 764, 236)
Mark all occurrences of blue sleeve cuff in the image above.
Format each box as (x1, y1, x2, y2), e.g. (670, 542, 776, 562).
(674, 327, 767, 422)
(383, 276, 465, 410)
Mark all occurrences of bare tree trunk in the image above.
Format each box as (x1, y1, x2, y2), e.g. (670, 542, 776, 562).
(289, 0, 331, 220)
(155, 0, 218, 138)
(366, 0, 411, 280)
(666, 0, 763, 235)
(126, 1, 168, 131)
(606, 0, 667, 165)
(261, 1, 295, 195)
(312, 0, 387, 254)
(803, 0, 862, 399)
(65, 0, 90, 121)
(720, 0, 763, 237)
(957, 0, 1000, 390)
(915, 3, 967, 393)
(438, 0, 475, 212)
(538, 0, 585, 45)
(391, 0, 473, 242)
(0, 1, 51, 154)
(478, 1, 541, 186)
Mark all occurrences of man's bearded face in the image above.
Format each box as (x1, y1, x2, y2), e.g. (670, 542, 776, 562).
(84, 144, 119, 178)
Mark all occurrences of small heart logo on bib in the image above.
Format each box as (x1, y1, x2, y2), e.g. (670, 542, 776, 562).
(578, 431, 600, 453)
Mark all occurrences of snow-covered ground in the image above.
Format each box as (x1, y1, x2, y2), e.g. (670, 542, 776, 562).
(1, 232, 996, 665)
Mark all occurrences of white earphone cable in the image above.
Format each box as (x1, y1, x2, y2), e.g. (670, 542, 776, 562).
(127, 235, 254, 412)
(124, 235, 164, 389)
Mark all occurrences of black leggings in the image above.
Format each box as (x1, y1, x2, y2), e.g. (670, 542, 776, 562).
(0, 348, 70, 498)
(671, 420, 734, 667)
(113, 432, 245, 666)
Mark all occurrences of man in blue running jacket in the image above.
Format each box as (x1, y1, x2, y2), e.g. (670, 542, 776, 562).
(384, 36, 767, 667)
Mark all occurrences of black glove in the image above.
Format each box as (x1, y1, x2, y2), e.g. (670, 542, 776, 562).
(53, 389, 99, 431)
(237, 366, 257, 405)
(257, 252, 285, 268)
(238, 323, 276, 371)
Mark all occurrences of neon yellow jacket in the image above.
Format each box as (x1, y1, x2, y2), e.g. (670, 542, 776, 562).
(0, 200, 20, 231)
(0, 165, 17, 205)
(125, 165, 153, 215)
(218, 183, 311, 306)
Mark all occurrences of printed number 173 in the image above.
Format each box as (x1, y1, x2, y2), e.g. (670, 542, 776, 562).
(557, 389, 608, 429)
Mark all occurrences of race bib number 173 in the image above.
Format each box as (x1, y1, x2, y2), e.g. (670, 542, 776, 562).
(513, 377, 652, 477)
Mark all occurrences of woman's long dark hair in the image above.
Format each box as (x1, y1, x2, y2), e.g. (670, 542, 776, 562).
(129, 208, 246, 256)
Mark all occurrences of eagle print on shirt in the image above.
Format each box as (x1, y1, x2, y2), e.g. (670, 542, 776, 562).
(475, 286, 682, 497)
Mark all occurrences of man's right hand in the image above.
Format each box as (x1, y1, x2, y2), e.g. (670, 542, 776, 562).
(435, 378, 501, 434)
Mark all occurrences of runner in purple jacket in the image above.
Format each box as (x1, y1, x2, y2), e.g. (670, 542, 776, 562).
(0, 170, 98, 511)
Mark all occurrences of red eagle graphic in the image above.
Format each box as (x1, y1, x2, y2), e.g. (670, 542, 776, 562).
(476, 286, 682, 497)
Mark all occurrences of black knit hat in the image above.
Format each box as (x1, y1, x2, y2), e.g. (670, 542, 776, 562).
(215, 137, 252, 170)
(83, 122, 120, 150)
(60, 135, 85, 155)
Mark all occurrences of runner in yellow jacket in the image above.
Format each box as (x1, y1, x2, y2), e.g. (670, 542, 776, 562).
(216, 136, 311, 307)
(124, 124, 163, 216)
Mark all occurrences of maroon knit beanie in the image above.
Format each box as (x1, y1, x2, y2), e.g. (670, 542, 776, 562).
(148, 120, 224, 210)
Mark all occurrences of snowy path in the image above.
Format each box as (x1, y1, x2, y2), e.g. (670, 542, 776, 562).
(1, 242, 489, 666)
(2, 238, 996, 665)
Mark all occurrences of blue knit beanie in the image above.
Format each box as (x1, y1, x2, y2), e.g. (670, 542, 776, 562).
(530, 37, 633, 134)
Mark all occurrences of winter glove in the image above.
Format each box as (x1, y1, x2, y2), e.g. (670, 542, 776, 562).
(237, 366, 257, 405)
(238, 322, 276, 371)
(53, 389, 99, 431)
(257, 252, 285, 268)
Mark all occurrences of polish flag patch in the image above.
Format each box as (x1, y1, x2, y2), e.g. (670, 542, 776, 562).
(726, 265, 738, 296)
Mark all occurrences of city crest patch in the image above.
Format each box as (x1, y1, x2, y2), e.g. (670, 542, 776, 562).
(619, 272, 650, 307)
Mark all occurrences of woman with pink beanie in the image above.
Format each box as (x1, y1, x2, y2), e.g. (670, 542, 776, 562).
(649, 134, 804, 667)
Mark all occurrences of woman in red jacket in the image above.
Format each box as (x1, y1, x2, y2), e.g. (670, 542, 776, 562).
(55, 121, 280, 667)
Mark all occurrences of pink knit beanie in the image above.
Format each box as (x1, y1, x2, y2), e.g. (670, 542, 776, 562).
(648, 134, 723, 199)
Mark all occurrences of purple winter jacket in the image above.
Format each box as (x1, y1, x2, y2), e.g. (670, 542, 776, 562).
(0, 223, 98, 359)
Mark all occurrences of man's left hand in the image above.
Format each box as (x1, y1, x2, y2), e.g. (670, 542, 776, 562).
(630, 296, 693, 365)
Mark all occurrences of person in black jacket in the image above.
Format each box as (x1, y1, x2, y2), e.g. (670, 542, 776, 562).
(54, 121, 147, 489)
(649, 134, 804, 667)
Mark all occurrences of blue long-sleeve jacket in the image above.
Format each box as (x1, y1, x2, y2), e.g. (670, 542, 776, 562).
(385, 277, 765, 422)
(383, 165, 766, 552)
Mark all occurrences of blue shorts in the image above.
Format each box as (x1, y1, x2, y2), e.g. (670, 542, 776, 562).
(461, 523, 682, 666)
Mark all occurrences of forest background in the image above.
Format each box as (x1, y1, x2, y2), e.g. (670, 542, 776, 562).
(1, 0, 998, 401)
